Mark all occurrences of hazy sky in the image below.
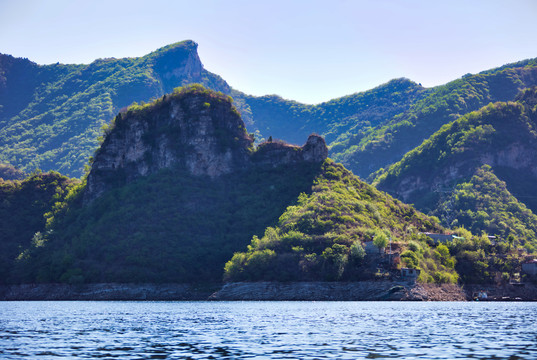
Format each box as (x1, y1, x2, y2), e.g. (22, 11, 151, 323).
(1, 0, 536, 104)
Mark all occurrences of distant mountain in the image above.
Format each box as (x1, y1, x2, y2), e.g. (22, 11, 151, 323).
(336, 59, 537, 179)
(2, 40, 536, 182)
(374, 87, 537, 252)
(0, 40, 230, 177)
(236, 77, 428, 145)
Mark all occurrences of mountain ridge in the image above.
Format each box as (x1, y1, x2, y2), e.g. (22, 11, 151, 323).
(3, 39, 536, 180)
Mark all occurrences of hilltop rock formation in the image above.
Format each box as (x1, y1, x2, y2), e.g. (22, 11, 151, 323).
(251, 135, 327, 167)
(84, 86, 327, 202)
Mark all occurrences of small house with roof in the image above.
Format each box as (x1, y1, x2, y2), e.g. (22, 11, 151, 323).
(364, 241, 378, 254)
(401, 267, 420, 281)
(522, 259, 537, 276)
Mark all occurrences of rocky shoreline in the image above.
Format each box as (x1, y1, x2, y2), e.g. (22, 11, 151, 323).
(209, 281, 467, 301)
(1, 281, 535, 301)
(0, 283, 219, 301)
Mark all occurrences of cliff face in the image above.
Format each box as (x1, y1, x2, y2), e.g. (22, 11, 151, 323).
(84, 86, 328, 203)
(251, 135, 328, 167)
(150, 41, 216, 94)
(388, 141, 537, 204)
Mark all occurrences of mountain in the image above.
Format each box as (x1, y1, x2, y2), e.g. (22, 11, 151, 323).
(2, 40, 536, 182)
(10, 85, 328, 284)
(4, 86, 533, 286)
(0, 40, 230, 177)
(334, 59, 537, 178)
(374, 87, 537, 252)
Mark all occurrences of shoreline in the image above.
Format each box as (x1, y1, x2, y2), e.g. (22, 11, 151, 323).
(1, 281, 535, 301)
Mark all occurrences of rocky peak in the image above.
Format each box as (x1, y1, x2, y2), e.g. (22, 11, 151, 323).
(84, 85, 328, 203)
(150, 40, 204, 92)
(84, 85, 251, 202)
(252, 135, 328, 167)
(302, 134, 329, 161)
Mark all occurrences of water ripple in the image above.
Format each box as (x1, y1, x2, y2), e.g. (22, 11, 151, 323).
(0, 301, 536, 359)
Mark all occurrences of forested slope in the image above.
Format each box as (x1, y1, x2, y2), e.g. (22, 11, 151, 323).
(0, 41, 229, 177)
(374, 87, 537, 252)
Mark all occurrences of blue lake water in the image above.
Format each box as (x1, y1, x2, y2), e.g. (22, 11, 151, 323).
(1, 301, 536, 359)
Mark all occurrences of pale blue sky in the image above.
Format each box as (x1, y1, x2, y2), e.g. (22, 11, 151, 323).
(1, 0, 536, 104)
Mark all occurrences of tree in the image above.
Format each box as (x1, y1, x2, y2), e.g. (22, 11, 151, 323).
(350, 241, 366, 263)
(373, 232, 389, 254)
(507, 234, 515, 250)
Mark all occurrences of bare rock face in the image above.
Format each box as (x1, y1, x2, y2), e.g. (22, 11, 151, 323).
(84, 89, 252, 202)
(152, 40, 203, 83)
(252, 135, 327, 167)
(303, 134, 329, 162)
(84, 87, 328, 203)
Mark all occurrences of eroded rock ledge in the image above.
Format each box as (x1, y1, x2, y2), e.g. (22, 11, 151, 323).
(3, 282, 535, 301)
(209, 281, 467, 301)
(0, 281, 465, 301)
(0, 283, 218, 301)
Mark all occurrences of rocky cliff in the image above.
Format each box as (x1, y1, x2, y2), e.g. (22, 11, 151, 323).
(84, 85, 328, 202)
(375, 89, 537, 211)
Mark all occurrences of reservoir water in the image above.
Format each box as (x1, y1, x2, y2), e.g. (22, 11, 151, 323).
(1, 301, 536, 359)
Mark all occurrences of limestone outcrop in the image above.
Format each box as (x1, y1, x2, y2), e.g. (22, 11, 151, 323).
(84, 86, 328, 203)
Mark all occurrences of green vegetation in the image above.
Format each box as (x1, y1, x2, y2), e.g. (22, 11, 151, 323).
(224, 160, 459, 284)
(446, 227, 529, 284)
(0, 171, 78, 283)
(5, 160, 527, 286)
(0, 41, 230, 177)
(332, 59, 537, 178)
(12, 162, 321, 284)
(433, 165, 537, 253)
